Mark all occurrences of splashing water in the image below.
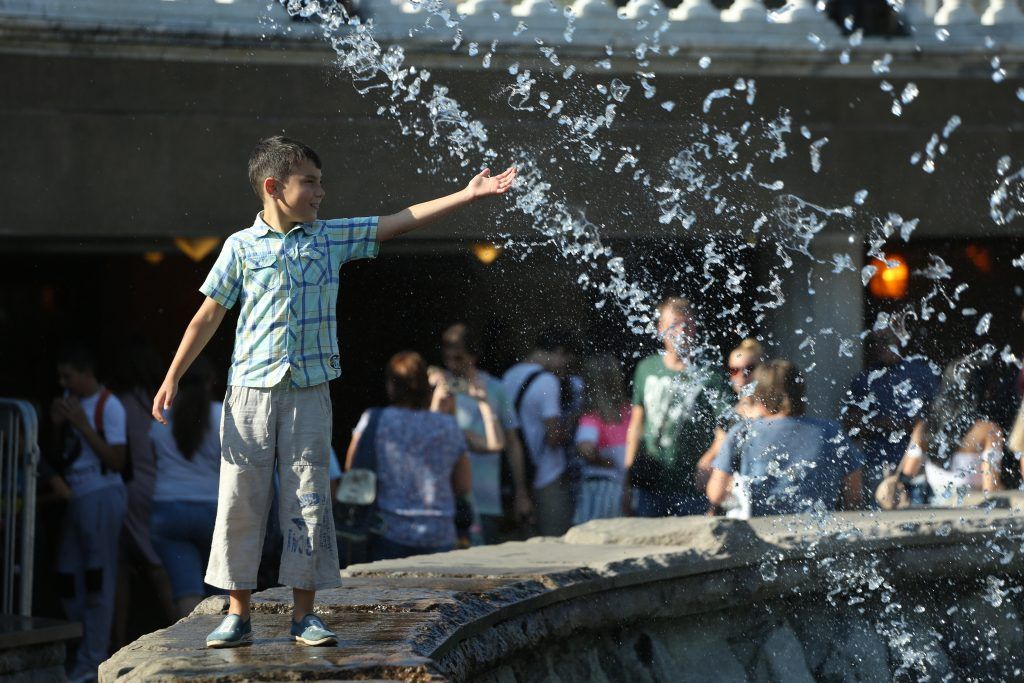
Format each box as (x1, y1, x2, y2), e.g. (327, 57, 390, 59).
(258, 2, 1024, 669)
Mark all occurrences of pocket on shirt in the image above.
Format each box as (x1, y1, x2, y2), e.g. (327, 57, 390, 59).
(244, 252, 280, 293)
(299, 245, 328, 286)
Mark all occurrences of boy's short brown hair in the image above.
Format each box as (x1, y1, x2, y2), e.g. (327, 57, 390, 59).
(248, 136, 322, 199)
(751, 360, 806, 416)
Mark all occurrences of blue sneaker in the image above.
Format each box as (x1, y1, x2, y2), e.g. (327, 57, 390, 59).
(206, 614, 252, 648)
(290, 614, 337, 646)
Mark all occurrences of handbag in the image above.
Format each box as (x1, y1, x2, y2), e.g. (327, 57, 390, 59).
(335, 408, 384, 566)
(875, 466, 911, 510)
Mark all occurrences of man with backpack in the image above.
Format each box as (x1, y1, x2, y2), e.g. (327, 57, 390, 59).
(49, 344, 129, 683)
(502, 329, 582, 538)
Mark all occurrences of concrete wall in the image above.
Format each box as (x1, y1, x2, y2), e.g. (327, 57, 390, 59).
(1, 29, 1022, 244)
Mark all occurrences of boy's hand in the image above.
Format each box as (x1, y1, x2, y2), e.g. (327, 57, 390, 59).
(465, 167, 517, 200)
(50, 397, 68, 426)
(62, 397, 89, 431)
(152, 378, 178, 424)
(53, 397, 88, 430)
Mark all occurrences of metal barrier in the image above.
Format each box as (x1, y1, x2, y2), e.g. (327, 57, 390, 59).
(0, 399, 39, 616)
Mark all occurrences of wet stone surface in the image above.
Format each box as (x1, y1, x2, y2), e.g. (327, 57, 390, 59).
(102, 498, 1024, 682)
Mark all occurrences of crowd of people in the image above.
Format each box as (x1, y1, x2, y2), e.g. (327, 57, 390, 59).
(39, 296, 1024, 681)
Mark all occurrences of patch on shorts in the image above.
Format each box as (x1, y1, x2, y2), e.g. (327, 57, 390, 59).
(329, 354, 341, 370)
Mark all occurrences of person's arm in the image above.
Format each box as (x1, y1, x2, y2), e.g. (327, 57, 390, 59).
(56, 396, 127, 472)
(981, 425, 1006, 493)
(900, 420, 927, 478)
(531, 374, 568, 447)
(624, 405, 645, 469)
(377, 167, 516, 242)
(344, 432, 360, 472)
(152, 297, 228, 423)
(705, 427, 739, 505)
(706, 469, 732, 506)
(504, 430, 533, 519)
(451, 453, 472, 497)
(465, 383, 505, 453)
(696, 427, 727, 491)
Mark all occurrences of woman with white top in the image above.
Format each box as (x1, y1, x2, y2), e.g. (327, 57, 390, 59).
(150, 356, 222, 618)
(899, 354, 1005, 505)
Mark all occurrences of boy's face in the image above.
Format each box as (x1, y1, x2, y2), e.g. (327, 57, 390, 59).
(57, 363, 94, 397)
(267, 158, 325, 224)
(658, 309, 693, 356)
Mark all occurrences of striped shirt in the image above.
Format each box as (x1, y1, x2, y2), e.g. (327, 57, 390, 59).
(200, 213, 379, 388)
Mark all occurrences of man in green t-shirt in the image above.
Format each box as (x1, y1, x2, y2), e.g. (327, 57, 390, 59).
(625, 297, 731, 516)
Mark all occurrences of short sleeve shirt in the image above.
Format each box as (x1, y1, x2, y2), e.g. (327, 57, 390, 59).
(844, 358, 938, 469)
(712, 416, 864, 516)
(453, 370, 517, 517)
(200, 213, 378, 388)
(631, 354, 731, 495)
(575, 406, 631, 480)
(501, 363, 565, 489)
(354, 407, 466, 548)
(66, 388, 127, 498)
(150, 402, 222, 503)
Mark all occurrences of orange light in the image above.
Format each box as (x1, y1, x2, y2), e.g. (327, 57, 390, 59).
(965, 244, 992, 273)
(868, 254, 909, 299)
(174, 237, 221, 262)
(40, 286, 56, 312)
(142, 251, 165, 265)
(471, 242, 502, 265)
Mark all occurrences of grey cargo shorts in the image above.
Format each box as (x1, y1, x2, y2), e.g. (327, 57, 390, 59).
(205, 380, 340, 591)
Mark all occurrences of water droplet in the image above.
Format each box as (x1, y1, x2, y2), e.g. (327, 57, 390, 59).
(854, 189, 868, 205)
(609, 79, 630, 102)
(698, 55, 711, 69)
(936, 28, 949, 41)
(976, 312, 992, 335)
(900, 82, 919, 104)
(661, 100, 675, 112)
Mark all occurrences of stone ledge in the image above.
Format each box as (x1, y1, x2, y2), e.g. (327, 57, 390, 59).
(101, 502, 1024, 681)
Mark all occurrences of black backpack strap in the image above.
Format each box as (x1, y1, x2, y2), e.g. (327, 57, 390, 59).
(516, 368, 548, 421)
(513, 370, 547, 444)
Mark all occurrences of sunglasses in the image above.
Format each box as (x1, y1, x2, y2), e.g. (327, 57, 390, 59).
(728, 365, 756, 377)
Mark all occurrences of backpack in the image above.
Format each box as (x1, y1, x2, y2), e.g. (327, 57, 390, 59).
(58, 389, 134, 483)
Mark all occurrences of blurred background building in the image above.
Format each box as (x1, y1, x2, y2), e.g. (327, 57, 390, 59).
(1, 0, 1022, 435)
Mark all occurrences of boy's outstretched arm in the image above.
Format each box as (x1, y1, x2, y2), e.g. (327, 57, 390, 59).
(151, 296, 228, 424)
(377, 166, 516, 242)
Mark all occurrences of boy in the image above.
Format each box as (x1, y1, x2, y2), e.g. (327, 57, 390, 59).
(151, 136, 515, 648)
(625, 297, 730, 517)
(50, 345, 128, 683)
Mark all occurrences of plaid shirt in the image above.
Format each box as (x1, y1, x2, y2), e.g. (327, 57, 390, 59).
(200, 213, 379, 388)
